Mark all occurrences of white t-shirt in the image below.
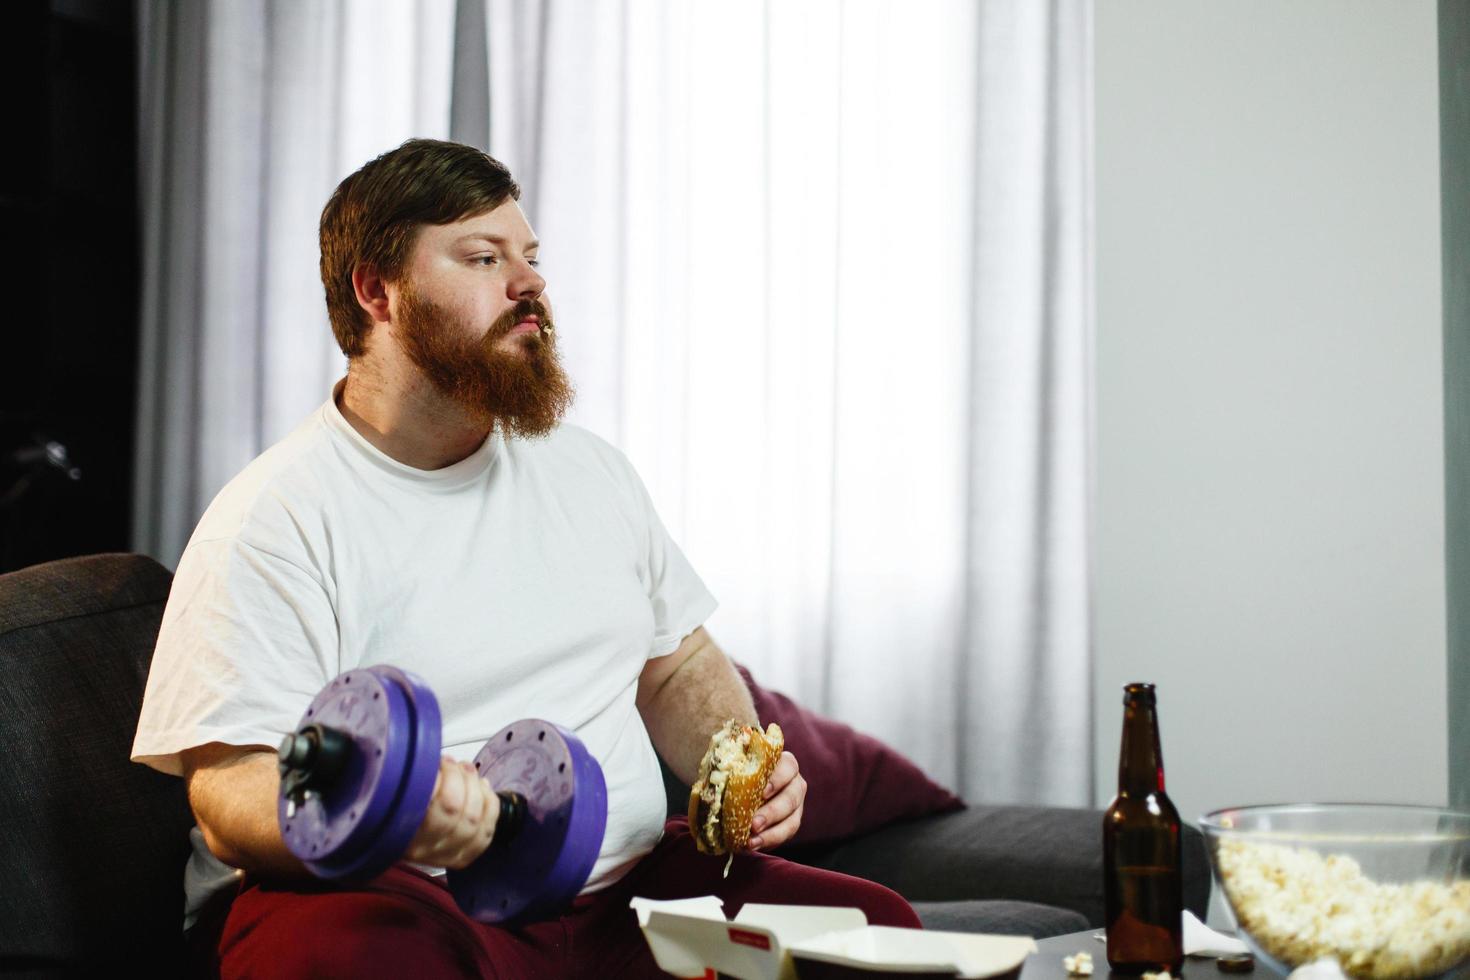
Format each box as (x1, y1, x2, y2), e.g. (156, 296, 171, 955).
(131, 381, 718, 928)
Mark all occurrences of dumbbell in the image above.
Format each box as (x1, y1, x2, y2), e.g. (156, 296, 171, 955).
(274, 665, 608, 924)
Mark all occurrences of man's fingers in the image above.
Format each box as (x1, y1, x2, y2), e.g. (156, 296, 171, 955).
(763, 751, 799, 800)
(436, 758, 467, 814)
(751, 753, 806, 850)
(401, 756, 510, 868)
(408, 758, 489, 866)
(751, 797, 805, 851)
(423, 761, 465, 840)
(752, 772, 806, 834)
(460, 763, 486, 818)
(756, 755, 805, 827)
(442, 764, 496, 867)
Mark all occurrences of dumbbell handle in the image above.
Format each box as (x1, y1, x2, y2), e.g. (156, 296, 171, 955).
(493, 791, 527, 847)
(278, 724, 351, 803)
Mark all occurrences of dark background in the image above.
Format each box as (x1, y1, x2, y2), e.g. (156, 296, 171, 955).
(1, 0, 138, 573)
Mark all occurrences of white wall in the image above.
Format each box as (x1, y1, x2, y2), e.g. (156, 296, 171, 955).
(1094, 0, 1446, 846)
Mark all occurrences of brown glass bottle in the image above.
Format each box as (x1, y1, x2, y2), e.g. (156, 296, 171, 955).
(1103, 682, 1183, 974)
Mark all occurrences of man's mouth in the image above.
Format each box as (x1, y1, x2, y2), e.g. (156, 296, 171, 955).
(507, 316, 540, 336)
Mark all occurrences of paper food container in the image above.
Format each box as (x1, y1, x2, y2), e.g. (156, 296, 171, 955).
(787, 926, 1036, 979)
(631, 897, 1037, 980)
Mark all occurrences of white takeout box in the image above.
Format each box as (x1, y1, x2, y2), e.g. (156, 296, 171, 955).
(631, 896, 1037, 980)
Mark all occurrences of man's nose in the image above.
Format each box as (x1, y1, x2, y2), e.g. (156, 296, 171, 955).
(509, 260, 545, 300)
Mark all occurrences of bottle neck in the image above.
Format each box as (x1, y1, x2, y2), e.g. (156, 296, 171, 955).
(1118, 698, 1166, 796)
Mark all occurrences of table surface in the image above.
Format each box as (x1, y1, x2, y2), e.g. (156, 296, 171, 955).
(1022, 930, 1284, 979)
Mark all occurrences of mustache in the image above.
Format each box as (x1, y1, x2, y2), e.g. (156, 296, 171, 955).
(486, 299, 553, 342)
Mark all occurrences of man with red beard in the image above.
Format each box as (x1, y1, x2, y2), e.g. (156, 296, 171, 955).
(131, 139, 919, 977)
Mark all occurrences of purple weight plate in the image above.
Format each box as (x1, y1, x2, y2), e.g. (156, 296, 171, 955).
(446, 719, 608, 924)
(347, 667, 441, 873)
(305, 666, 442, 882)
(279, 668, 410, 875)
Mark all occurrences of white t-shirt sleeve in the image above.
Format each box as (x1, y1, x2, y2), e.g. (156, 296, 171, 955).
(130, 536, 339, 777)
(625, 464, 718, 660)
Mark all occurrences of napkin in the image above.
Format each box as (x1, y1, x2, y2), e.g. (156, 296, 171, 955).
(1092, 912, 1250, 958)
(1287, 959, 1350, 980)
(1182, 910, 1250, 956)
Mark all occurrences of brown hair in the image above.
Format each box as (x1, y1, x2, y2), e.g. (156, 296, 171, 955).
(319, 138, 522, 357)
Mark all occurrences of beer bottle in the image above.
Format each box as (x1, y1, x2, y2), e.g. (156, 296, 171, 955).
(1103, 682, 1183, 973)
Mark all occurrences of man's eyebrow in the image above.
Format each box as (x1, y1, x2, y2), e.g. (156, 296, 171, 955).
(454, 233, 539, 250)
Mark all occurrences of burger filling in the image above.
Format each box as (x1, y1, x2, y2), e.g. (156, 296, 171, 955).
(696, 721, 755, 849)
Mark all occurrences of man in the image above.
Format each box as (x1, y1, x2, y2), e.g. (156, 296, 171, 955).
(131, 139, 919, 977)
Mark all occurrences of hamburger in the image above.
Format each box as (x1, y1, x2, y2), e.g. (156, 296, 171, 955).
(688, 719, 785, 855)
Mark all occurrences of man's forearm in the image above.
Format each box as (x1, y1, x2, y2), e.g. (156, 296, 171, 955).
(639, 637, 759, 786)
(186, 747, 312, 879)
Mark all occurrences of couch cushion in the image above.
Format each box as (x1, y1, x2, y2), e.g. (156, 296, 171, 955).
(793, 804, 1212, 928)
(733, 664, 965, 846)
(911, 900, 1089, 938)
(0, 554, 192, 973)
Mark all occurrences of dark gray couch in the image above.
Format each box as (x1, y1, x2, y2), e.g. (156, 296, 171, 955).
(0, 553, 1210, 975)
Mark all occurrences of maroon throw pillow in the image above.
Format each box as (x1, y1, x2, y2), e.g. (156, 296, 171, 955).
(734, 663, 965, 846)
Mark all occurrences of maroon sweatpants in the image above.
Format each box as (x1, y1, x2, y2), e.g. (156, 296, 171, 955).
(189, 817, 921, 978)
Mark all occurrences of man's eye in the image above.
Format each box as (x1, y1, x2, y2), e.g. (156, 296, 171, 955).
(528, 260, 540, 268)
(474, 255, 498, 265)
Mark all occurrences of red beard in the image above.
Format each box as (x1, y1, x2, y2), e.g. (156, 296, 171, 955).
(393, 285, 575, 438)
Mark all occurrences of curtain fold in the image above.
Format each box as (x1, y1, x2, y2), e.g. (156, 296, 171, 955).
(133, 0, 457, 564)
(951, 0, 1096, 805)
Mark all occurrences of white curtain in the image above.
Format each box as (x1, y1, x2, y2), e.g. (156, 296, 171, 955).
(135, 0, 1093, 806)
(133, 0, 458, 563)
(485, 0, 1094, 805)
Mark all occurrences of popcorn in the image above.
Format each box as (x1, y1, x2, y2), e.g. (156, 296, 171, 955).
(1064, 951, 1093, 976)
(1141, 971, 1173, 980)
(1216, 838, 1470, 979)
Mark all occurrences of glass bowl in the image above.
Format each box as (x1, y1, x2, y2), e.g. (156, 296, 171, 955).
(1199, 804, 1470, 980)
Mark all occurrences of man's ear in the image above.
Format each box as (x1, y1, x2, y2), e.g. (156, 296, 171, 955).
(351, 264, 393, 324)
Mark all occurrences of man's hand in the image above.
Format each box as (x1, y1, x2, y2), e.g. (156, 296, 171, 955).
(403, 757, 502, 869)
(748, 750, 805, 851)
(634, 625, 808, 851)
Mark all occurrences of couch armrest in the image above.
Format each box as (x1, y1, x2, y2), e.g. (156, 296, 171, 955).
(786, 805, 1210, 928)
(0, 553, 192, 970)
